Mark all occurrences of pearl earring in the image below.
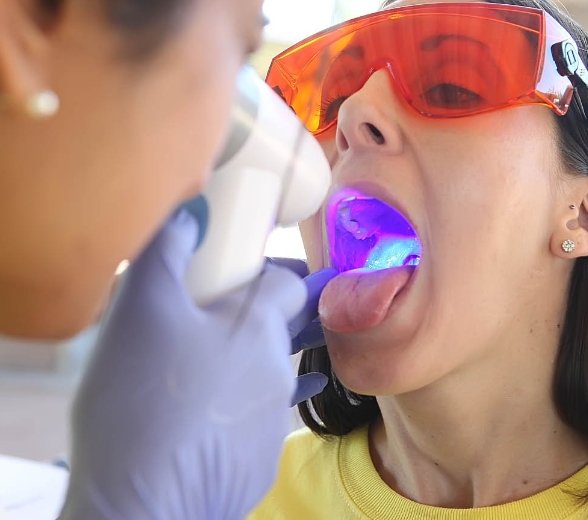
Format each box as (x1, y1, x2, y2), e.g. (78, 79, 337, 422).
(562, 239, 576, 253)
(25, 90, 60, 119)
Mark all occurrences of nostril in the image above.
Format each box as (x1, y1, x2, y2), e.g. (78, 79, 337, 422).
(365, 123, 385, 145)
(336, 128, 350, 152)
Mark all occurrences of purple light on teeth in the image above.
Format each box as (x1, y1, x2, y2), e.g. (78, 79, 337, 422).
(327, 189, 422, 273)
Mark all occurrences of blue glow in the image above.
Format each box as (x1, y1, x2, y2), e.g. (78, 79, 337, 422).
(365, 236, 422, 270)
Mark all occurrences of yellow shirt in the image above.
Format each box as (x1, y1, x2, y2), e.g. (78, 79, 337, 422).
(249, 427, 588, 519)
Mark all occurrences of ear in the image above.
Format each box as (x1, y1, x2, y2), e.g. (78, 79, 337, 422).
(550, 189, 588, 260)
(0, 0, 58, 114)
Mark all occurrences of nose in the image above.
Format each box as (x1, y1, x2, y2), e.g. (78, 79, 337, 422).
(335, 69, 405, 157)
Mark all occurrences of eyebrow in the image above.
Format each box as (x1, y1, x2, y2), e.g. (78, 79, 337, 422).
(320, 44, 366, 89)
(420, 34, 490, 52)
(340, 45, 365, 60)
(417, 32, 505, 85)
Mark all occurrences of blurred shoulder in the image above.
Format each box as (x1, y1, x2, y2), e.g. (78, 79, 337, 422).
(278, 426, 342, 476)
(284, 425, 337, 452)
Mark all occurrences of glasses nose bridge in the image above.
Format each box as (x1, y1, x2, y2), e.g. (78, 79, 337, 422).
(357, 58, 405, 104)
(351, 59, 405, 109)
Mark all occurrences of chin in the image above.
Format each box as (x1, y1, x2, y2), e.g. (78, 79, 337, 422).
(327, 336, 413, 396)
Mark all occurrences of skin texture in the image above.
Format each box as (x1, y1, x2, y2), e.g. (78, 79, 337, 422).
(299, 0, 588, 508)
(0, 0, 264, 338)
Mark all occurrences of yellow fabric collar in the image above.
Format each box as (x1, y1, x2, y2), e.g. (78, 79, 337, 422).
(339, 426, 588, 519)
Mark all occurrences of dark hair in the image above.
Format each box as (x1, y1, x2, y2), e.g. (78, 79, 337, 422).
(299, 0, 588, 440)
(39, 0, 189, 58)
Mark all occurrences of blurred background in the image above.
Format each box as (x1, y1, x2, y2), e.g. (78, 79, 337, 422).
(1, 0, 587, 465)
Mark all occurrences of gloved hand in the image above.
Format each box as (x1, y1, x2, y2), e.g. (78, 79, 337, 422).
(267, 257, 335, 405)
(59, 210, 333, 520)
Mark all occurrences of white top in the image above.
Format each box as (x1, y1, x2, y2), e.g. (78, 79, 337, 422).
(0, 455, 68, 519)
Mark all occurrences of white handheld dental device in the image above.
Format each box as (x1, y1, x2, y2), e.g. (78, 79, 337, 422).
(186, 67, 331, 306)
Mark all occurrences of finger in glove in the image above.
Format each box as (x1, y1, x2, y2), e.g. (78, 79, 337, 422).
(291, 318, 327, 355)
(288, 268, 337, 339)
(291, 372, 328, 406)
(265, 257, 309, 278)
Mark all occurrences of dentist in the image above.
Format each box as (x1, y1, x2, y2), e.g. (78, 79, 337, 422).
(0, 0, 332, 518)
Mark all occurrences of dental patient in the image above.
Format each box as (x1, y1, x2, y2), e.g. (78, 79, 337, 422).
(250, 0, 588, 518)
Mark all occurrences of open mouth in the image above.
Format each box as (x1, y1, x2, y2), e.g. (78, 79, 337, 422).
(326, 189, 422, 273)
(319, 189, 423, 333)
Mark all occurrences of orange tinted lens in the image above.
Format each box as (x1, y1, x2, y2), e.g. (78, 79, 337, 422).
(266, 4, 562, 134)
(267, 28, 368, 134)
(387, 7, 542, 118)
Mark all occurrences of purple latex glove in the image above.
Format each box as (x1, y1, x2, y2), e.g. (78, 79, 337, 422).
(59, 211, 316, 520)
(266, 258, 336, 405)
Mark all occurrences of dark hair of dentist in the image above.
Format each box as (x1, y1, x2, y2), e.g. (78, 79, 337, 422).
(0, 1, 332, 519)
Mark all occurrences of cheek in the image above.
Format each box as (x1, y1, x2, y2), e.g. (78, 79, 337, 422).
(421, 120, 555, 250)
(421, 160, 540, 306)
(415, 137, 556, 339)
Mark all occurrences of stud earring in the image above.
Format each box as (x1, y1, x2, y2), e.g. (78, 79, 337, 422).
(570, 204, 577, 210)
(25, 90, 60, 119)
(562, 239, 576, 253)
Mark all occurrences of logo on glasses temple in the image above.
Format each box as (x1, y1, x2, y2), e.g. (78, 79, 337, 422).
(552, 39, 588, 87)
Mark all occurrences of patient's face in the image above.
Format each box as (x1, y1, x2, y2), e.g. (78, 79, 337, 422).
(300, 64, 567, 396)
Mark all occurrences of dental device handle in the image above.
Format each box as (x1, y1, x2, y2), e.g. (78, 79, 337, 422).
(186, 67, 331, 306)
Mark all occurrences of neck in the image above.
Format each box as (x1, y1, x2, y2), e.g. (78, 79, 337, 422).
(371, 323, 588, 508)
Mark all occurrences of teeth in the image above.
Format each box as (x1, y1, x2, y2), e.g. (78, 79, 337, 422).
(342, 217, 370, 239)
(403, 255, 421, 267)
(340, 204, 351, 220)
(339, 200, 371, 239)
(354, 226, 370, 240)
(345, 219, 359, 233)
(365, 236, 422, 270)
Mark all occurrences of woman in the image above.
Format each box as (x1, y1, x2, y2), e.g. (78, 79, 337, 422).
(252, 0, 588, 518)
(0, 1, 330, 518)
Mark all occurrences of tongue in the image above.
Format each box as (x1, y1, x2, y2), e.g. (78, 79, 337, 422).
(319, 266, 413, 333)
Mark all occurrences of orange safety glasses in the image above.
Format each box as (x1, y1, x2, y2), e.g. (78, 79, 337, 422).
(266, 2, 588, 136)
